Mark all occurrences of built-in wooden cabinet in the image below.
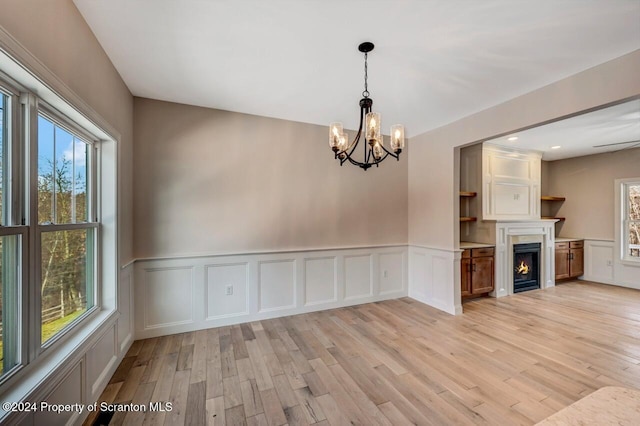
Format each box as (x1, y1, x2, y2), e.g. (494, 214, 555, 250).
(555, 240, 584, 280)
(461, 247, 495, 297)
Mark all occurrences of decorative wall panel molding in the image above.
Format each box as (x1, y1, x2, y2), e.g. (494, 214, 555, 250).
(408, 245, 462, 315)
(141, 266, 195, 329)
(134, 246, 408, 339)
(583, 240, 615, 285)
(206, 262, 250, 320)
(344, 255, 373, 300)
(304, 257, 338, 306)
(258, 259, 297, 312)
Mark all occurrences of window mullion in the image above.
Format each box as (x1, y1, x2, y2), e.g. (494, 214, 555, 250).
(21, 92, 41, 363)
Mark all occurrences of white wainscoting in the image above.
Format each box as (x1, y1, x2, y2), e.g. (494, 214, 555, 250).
(134, 246, 408, 339)
(583, 239, 640, 289)
(583, 239, 615, 285)
(408, 245, 462, 315)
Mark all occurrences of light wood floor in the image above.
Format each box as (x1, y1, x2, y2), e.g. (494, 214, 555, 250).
(85, 281, 640, 425)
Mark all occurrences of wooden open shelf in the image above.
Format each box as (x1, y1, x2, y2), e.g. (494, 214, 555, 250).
(460, 216, 477, 222)
(460, 191, 477, 197)
(541, 196, 566, 201)
(542, 216, 565, 221)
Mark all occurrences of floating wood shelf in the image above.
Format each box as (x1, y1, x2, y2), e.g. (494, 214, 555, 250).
(541, 196, 566, 201)
(460, 191, 477, 197)
(542, 216, 566, 221)
(460, 216, 477, 222)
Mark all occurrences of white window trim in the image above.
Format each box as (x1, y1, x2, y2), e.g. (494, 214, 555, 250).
(615, 177, 640, 266)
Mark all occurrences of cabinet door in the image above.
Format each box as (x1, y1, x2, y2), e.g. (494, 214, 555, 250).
(461, 258, 471, 297)
(471, 257, 494, 294)
(555, 248, 570, 280)
(570, 248, 584, 277)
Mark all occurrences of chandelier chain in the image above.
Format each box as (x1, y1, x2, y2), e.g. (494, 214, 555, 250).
(362, 52, 369, 98)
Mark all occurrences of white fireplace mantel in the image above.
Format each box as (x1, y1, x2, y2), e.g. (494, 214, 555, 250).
(492, 220, 557, 297)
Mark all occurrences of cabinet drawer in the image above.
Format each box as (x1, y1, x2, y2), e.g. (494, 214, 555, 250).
(555, 242, 569, 250)
(570, 241, 584, 249)
(472, 247, 494, 257)
(462, 249, 471, 258)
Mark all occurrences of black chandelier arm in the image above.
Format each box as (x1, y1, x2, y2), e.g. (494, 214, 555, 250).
(379, 143, 401, 159)
(346, 102, 367, 156)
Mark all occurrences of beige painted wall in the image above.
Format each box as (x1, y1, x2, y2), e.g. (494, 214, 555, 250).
(409, 50, 640, 249)
(544, 148, 640, 240)
(0, 0, 134, 263)
(133, 98, 408, 258)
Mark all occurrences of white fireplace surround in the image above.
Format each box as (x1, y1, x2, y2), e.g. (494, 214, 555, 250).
(492, 220, 557, 297)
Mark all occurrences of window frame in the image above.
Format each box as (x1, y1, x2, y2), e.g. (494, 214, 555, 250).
(621, 179, 640, 263)
(34, 105, 101, 352)
(0, 80, 28, 382)
(0, 76, 103, 386)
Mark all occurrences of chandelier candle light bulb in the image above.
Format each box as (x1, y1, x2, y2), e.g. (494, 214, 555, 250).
(328, 41, 405, 170)
(390, 124, 405, 153)
(366, 112, 381, 145)
(329, 122, 344, 151)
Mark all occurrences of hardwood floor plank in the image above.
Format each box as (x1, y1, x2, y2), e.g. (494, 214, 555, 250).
(190, 330, 209, 384)
(246, 339, 275, 391)
(177, 344, 194, 371)
(225, 404, 248, 426)
(164, 369, 190, 426)
(240, 379, 264, 418)
(282, 404, 309, 426)
(293, 386, 326, 424)
(271, 374, 298, 410)
(123, 382, 155, 426)
(110, 356, 136, 384)
(246, 413, 268, 426)
(132, 338, 157, 367)
(259, 388, 287, 426)
(143, 353, 178, 426)
(114, 365, 146, 403)
(223, 374, 244, 408)
(377, 401, 414, 426)
(205, 396, 225, 426)
(221, 334, 238, 378)
(232, 325, 250, 360)
(185, 381, 206, 426)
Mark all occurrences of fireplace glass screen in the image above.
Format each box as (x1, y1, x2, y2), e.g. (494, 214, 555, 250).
(513, 243, 541, 293)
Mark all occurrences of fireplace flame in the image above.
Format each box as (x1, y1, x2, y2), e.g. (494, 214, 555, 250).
(516, 260, 530, 275)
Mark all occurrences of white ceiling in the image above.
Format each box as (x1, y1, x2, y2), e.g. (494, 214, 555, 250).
(485, 99, 640, 161)
(73, 0, 640, 137)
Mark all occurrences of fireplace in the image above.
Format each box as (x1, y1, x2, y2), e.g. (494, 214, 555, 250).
(513, 243, 541, 293)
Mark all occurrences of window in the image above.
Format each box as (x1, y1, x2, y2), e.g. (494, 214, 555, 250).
(623, 180, 640, 260)
(0, 87, 22, 378)
(0, 76, 101, 384)
(37, 113, 97, 345)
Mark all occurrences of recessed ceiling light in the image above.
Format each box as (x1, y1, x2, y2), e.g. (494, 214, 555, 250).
(551, 145, 561, 149)
(507, 136, 518, 141)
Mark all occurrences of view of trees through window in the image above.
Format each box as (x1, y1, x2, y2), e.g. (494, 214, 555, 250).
(38, 115, 94, 345)
(628, 184, 640, 258)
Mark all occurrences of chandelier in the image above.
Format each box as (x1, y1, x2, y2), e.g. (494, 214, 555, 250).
(329, 42, 405, 171)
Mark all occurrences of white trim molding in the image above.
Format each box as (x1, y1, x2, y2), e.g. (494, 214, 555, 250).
(134, 245, 409, 339)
